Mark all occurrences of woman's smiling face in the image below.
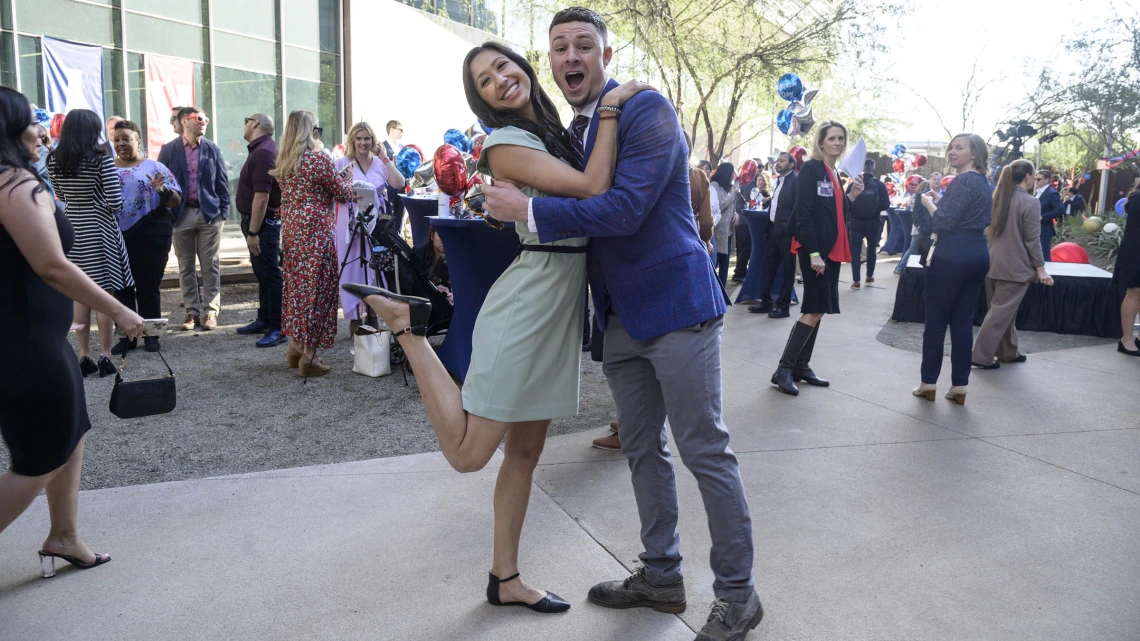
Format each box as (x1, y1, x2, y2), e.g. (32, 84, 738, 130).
(470, 49, 531, 113)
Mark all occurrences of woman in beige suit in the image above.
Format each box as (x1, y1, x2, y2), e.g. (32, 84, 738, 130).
(971, 160, 1054, 368)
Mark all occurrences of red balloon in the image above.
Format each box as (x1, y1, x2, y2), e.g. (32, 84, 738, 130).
(892, 159, 905, 174)
(788, 146, 807, 169)
(905, 175, 923, 194)
(433, 144, 468, 205)
(940, 175, 956, 191)
(50, 113, 65, 140)
(471, 134, 487, 161)
(1049, 242, 1089, 264)
(885, 182, 896, 197)
(914, 153, 928, 168)
(737, 160, 758, 186)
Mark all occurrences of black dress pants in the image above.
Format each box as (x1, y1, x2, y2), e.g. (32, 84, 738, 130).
(116, 214, 172, 319)
(759, 229, 795, 308)
(241, 214, 283, 328)
(848, 218, 881, 282)
(733, 221, 751, 279)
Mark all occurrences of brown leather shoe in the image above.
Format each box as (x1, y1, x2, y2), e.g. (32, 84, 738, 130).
(298, 355, 331, 377)
(592, 432, 622, 451)
(202, 312, 218, 331)
(180, 313, 199, 331)
(609, 421, 618, 433)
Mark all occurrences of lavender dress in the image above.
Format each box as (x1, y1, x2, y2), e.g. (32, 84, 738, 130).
(334, 155, 389, 320)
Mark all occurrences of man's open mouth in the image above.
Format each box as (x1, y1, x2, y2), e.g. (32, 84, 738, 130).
(565, 71, 585, 91)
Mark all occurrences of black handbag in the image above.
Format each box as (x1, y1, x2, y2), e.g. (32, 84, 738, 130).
(109, 348, 176, 419)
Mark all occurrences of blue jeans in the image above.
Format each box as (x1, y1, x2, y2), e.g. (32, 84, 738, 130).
(921, 231, 990, 386)
(241, 214, 283, 329)
(848, 218, 880, 282)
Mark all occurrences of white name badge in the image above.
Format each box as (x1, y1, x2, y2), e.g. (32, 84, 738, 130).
(817, 181, 833, 198)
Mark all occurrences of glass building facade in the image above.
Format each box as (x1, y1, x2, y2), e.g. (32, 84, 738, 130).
(1, 0, 343, 216)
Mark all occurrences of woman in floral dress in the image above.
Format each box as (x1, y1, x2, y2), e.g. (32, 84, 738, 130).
(270, 110, 356, 377)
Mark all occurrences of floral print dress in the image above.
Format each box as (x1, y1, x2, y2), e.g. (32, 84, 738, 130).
(279, 149, 355, 348)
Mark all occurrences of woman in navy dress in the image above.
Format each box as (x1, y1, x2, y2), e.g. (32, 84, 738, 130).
(0, 88, 143, 575)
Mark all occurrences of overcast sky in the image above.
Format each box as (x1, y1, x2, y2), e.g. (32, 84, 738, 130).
(871, 0, 1124, 144)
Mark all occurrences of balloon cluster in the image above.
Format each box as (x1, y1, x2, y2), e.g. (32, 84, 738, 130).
(775, 73, 818, 137)
(395, 147, 422, 183)
(444, 128, 473, 154)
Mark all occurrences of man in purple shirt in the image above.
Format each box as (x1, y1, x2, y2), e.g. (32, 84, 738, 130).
(235, 113, 285, 347)
(158, 106, 231, 331)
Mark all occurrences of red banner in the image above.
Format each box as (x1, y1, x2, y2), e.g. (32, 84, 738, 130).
(144, 55, 194, 160)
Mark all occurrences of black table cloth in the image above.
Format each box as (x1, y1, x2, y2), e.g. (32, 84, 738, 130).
(882, 207, 911, 255)
(400, 195, 438, 249)
(735, 209, 796, 305)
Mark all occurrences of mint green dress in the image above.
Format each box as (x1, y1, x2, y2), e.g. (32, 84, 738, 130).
(461, 127, 588, 422)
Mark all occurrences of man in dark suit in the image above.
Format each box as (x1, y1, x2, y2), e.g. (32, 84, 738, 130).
(750, 151, 798, 318)
(1036, 169, 1064, 260)
(1063, 187, 1085, 218)
(383, 120, 406, 226)
(484, 8, 761, 639)
(845, 158, 891, 288)
(158, 106, 231, 331)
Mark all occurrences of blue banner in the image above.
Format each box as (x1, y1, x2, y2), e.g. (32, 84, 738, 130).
(41, 36, 106, 134)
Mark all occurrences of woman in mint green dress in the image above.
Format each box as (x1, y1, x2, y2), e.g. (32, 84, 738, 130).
(347, 42, 650, 613)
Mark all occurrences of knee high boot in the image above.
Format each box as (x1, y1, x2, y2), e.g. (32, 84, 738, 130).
(793, 320, 829, 387)
(772, 321, 815, 396)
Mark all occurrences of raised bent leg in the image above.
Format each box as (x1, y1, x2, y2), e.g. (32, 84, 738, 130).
(492, 421, 551, 604)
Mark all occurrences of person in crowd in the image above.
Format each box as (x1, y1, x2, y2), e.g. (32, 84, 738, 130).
(711, 163, 737, 285)
(110, 120, 181, 354)
(383, 120, 407, 223)
(1035, 169, 1063, 260)
(414, 226, 451, 303)
(103, 116, 122, 157)
(896, 171, 942, 274)
(335, 122, 407, 335)
(349, 36, 655, 616)
(912, 134, 992, 405)
(272, 110, 357, 377)
(31, 124, 54, 198)
(756, 173, 770, 204)
(383, 120, 404, 159)
(690, 153, 715, 252)
(732, 171, 757, 282)
(1062, 187, 1085, 218)
(158, 106, 230, 332)
(1114, 187, 1140, 356)
(235, 113, 286, 348)
(847, 158, 891, 289)
(0, 87, 144, 573)
(771, 121, 862, 397)
(169, 107, 183, 136)
(697, 159, 712, 178)
(971, 160, 1053, 368)
(47, 109, 133, 377)
(750, 151, 799, 318)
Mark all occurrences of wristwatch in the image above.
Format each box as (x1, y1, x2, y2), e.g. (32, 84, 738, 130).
(247, 230, 259, 237)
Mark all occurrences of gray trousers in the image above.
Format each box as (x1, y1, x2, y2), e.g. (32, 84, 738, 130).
(972, 278, 1030, 364)
(172, 207, 224, 317)
(603, 313, 755, 602)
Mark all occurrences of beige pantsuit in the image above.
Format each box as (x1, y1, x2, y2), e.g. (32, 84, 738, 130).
(972, 278, 1031, 363)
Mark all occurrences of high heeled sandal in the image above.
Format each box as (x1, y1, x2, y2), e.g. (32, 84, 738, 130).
(912, 384, 936, 401)
(486, 572, 571, 614)
(341, 284, 431, 337)
(38, 551, 111, 578)
(286, 343, 302, 368)
(945, 386, 967, 405)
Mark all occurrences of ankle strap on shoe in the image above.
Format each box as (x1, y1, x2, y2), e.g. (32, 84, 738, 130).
(392, 325, 426, 338)
(491, 572, 521, 584)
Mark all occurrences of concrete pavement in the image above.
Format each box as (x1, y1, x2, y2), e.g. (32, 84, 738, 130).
(2, 275, 1138, 640)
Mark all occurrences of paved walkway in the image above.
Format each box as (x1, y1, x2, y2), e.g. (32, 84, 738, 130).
(2, 279, 1138, 640)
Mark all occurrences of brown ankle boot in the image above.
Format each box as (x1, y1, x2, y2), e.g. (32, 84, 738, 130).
(286, 343, 302, 368)
(298, 355, 331, 377)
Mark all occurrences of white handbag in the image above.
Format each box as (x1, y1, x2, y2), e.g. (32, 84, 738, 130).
(352, 325, 392, 377)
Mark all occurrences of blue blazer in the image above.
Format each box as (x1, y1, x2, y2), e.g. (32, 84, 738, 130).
(1038, 186, 1063, 232)
(531, 80, 726, 341)
(157, 136, 231, 223)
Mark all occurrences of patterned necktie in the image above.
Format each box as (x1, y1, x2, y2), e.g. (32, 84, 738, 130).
(570, 114, 590, 166)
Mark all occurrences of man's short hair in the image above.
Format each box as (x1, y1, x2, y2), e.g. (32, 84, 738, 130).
(697, 159, 712, 170)
(386, 120, 402, 133)
(864, 158, 876, 172)
(549, 7, 609, 46)
(1037, 169, 1052, 180)
(252, 113, 275, 135)
(178, 106, 204, 121)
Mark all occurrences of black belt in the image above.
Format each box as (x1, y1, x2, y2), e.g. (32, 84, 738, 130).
(515, 244, 588, 258)
(186, 201, 200, 209)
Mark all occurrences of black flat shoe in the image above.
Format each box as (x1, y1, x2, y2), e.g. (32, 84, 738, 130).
(971, 360, 1000, 370)
(144, 336, 161, 352)
(1118, 340, 1140, 356)
(79, 356, 98, 377)
(110, 337, 136, 356)
(98, 355, 116, 378)
(487, 572, 570, 613)
(38, 551, 111, 578)
(341, 284, 431, 337)
(1010, 354, 1027, 363)
(792, 367, 829, 387)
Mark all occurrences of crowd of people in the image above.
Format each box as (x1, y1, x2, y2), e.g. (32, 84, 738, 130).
(1, 5, 1138, 641)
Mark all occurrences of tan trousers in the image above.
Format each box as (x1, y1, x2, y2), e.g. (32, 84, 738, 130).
(971, 278, 1030, 364)
(172, 207, 225, 317)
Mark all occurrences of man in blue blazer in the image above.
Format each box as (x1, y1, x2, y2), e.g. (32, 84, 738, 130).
(485, 7, 761, 639)
(158, 106, 231, 331)
(1035, 169, 1063, 261)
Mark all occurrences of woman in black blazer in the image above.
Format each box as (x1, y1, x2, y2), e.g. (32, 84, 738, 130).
(771, 121, 863, 396)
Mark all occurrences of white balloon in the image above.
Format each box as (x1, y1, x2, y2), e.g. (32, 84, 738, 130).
(1103, 222, 1120, 233)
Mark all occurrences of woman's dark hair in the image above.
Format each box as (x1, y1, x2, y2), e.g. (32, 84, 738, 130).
(50, 108, 106, 178)
(114, 119, 143, 138)
(462, 41, 579, 170)
(0, 87, 46, 197)
(711, 162, 735, 192)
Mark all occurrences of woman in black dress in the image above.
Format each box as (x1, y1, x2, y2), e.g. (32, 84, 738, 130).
(1114, 189, 1140, 356)
(0, 88, 143, 575)
(771, 121, 863, 396)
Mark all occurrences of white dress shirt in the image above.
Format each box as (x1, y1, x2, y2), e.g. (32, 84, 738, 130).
(769, 173, 789, 222)
(526, 92, 605, 232)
